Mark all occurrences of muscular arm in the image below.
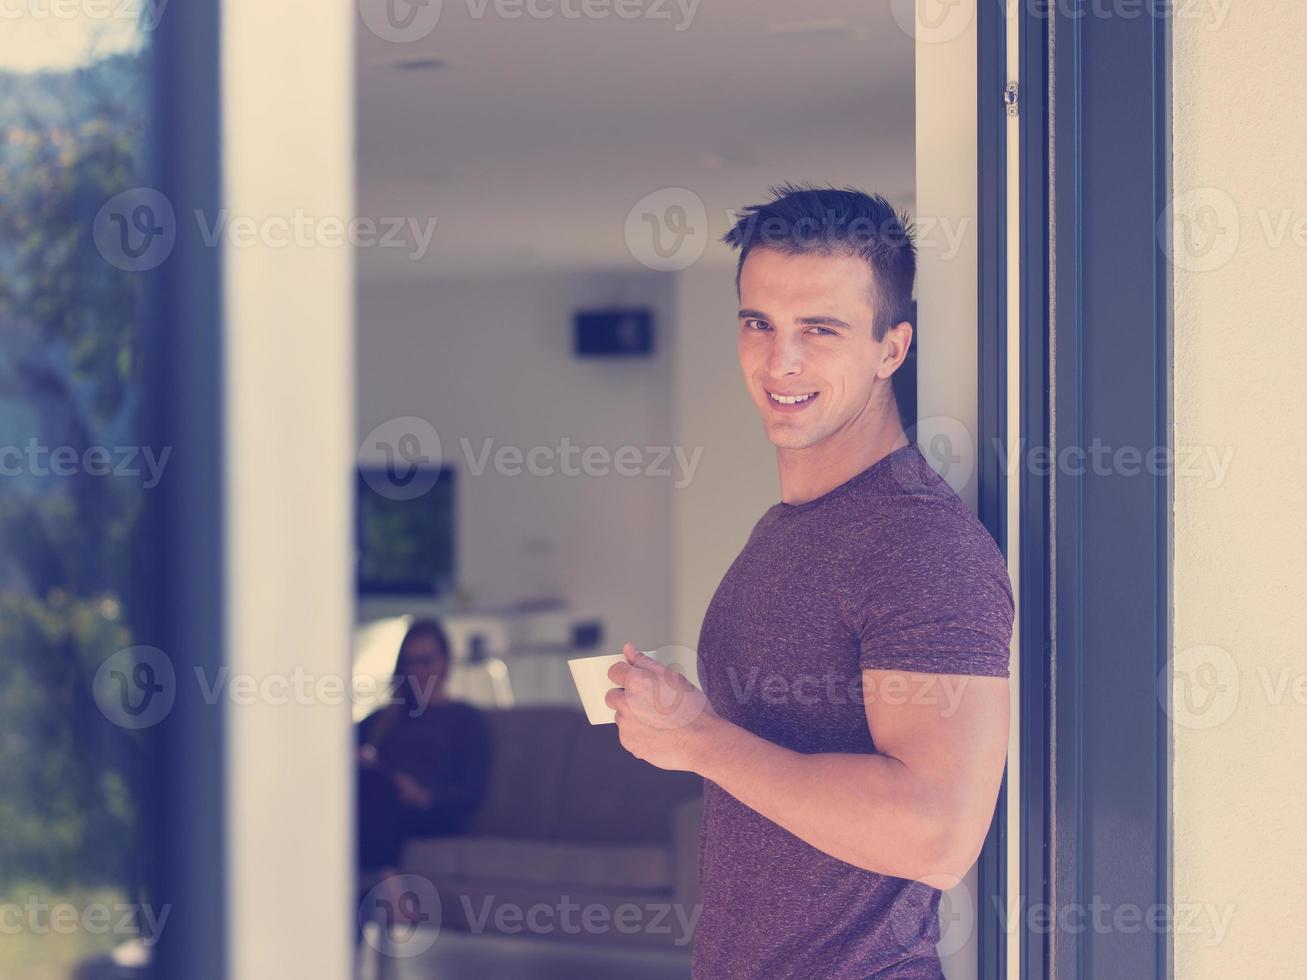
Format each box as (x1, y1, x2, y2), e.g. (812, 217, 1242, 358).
(608, 648, 1009, 888)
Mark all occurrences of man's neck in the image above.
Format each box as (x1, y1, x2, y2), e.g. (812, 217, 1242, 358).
(776, 412, 909, 506)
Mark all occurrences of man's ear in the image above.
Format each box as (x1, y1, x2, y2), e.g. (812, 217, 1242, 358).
(877, 321, 914, 379)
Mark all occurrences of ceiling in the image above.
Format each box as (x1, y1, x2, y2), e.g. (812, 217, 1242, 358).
(355, 0, 915, 279)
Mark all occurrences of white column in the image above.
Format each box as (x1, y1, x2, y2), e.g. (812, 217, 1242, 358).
(221, 2, 355, 977)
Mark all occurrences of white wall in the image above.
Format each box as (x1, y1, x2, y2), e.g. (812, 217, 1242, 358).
(356, 271, 677, 650)
(1170, 4, 1307, 976)
(915, 4, 984, 977)
(670, 263, 780, 676)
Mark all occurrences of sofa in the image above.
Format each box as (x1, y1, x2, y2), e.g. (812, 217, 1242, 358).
(400, 706, 704, 949)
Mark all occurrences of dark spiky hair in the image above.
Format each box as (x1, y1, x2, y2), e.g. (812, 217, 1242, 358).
(722, 183, 917, 340)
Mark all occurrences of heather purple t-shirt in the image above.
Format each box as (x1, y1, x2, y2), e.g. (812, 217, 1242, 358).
(692, 443, 1014, 980)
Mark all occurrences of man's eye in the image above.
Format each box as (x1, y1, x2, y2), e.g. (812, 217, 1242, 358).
(744, 319, 771, 331)
(808, 326, 836, 337)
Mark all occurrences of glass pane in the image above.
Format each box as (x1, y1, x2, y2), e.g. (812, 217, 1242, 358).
(0, 11, 156, 979)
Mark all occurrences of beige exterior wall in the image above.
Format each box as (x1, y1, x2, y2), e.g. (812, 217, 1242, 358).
(1170, 3, 1307, 976)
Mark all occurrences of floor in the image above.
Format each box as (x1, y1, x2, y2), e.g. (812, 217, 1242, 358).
(357, 925, 692, 980)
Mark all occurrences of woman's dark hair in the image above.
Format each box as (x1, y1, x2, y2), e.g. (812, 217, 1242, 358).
(396, 617, 450, 671)
(392, 617, 451, 711)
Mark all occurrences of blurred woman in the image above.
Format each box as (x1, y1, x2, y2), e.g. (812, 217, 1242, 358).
(356, 618, 493, 874)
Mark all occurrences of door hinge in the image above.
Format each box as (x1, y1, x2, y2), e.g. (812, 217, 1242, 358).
(1004, 81, 1019, 118)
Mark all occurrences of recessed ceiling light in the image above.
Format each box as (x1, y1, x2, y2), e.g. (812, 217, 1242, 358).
(767, 20, 867, 42)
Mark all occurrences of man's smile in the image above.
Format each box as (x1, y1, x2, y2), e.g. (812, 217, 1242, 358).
(766, 389, 820, 412)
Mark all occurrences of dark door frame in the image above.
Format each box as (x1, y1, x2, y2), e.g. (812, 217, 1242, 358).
(974, 0, 1010, 973)
(975, 4, 1173, 979)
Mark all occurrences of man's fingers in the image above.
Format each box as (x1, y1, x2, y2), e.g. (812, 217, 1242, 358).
(604, 687, 626, 711)
(623, 643, 663, 673)
(608, 660, 631, 685)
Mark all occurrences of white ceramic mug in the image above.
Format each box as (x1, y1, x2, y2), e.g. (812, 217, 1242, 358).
(567, 650, 657, 725)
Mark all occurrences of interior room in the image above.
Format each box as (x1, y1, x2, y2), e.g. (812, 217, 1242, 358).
(348, 4, 946, 977)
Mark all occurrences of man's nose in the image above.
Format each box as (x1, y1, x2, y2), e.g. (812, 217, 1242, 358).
(766, 331, 804, 377)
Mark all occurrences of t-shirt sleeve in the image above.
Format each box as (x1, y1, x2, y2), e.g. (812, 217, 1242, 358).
(841, 510, 1014, 677)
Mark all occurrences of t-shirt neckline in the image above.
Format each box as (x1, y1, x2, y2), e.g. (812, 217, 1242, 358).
(776, 443, 919, 515)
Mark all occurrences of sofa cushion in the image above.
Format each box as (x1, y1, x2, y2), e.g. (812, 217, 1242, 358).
(404, 836, 673, 892)
(553, 717, 702, 844)
(466, 707, 584, 839)
(467, 707, 701, 844)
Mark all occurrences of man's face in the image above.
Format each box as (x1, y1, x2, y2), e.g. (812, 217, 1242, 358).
(737, 247, 902, 451)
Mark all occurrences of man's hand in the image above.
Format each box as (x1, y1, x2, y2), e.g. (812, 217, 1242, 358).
(606, 644, 718, 772)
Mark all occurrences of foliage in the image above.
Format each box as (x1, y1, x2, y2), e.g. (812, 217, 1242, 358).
(0, 51, 151, 892)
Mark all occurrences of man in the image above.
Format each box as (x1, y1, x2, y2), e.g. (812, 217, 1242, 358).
(607, 185, 1014, 978)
